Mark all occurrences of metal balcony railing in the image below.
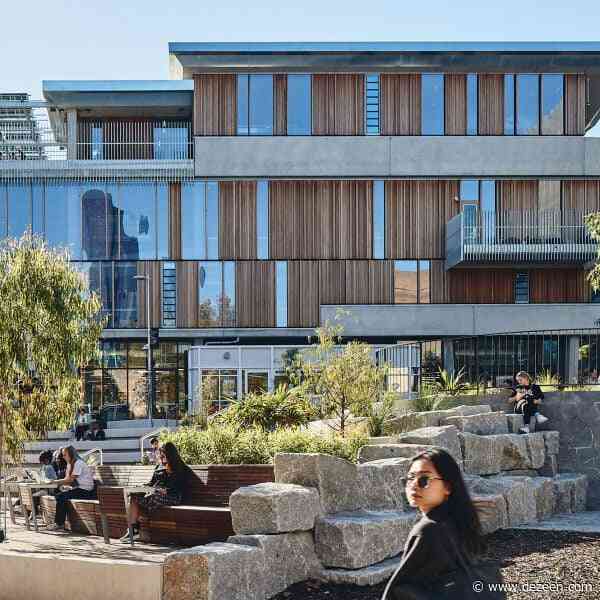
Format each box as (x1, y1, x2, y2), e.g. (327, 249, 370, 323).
(445, 209, 597, 269)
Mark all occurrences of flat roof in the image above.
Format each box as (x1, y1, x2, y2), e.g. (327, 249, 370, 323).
(43, 80, 194, 93)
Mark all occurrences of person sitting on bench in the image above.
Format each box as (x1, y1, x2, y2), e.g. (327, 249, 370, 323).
(46, 446, 97, 532)
(85, 421, 106, 441)
(121, 441, 191, 542)
(74, 407, 91, 441)
(39, 450, 58, 482)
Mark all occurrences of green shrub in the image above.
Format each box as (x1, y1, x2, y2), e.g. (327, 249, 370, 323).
(160, 424, 368, 465)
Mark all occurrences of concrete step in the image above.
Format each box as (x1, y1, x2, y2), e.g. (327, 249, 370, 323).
(48, 427, 168, 441)
(24, 439, 154, 452)
(22, 450, 141, 465)
(107, 419, 179, 429)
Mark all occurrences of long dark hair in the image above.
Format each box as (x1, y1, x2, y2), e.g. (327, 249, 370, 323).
(160, 441, 190, 477)
(409, 448, 485, 557)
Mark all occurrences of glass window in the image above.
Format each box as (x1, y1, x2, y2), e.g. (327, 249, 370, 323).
(480, 180, 496, 243)
(460, 180, 479, 202)
(515, 272, 530, 304)
(114, 261, 138, 327)
(0, 185, 6, 237)
(128, 369, 149, 419)
(237, 74, 273, 135)
(257, 181, 269, 259)
(467, 74, 478, 135)
(161, 261, 177, 328)
(119, 181, 157, 260)
(287, 74, 312, 135)
(45, 182, 82, 259)
(153, 126, 189, 159)
(198, 262, 222, 327)
(276, 261, 288, 327)
(73, 261, 113, 326)
(128, 342, 147, 369)
(421, 73, 444, 135)
(541, 74, 564, 135)
(91, 126, 103, 160)
(365, 74, 380, 135)
(81, 185, 109, 259)
(419, 260, 430, 304)
(373, 180, 385, 259)
(7, 183, 30, 238)
(222, 261, 236, 327)
(181, 181, 219, 259)
(154, 342, 178, 369)
(504, 74, 515, 135)
(156, 183, 169, 259)
(32, 182, 44, 236)
(516, 74, 540, 135)
(394, 261, 418, 303)
(102, 340, 127, 369)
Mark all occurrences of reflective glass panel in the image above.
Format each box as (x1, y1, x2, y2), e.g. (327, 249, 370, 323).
(153, 126, 189, 159)
(276, 261, 288, 327)
(114, 261, 138, 327)
(365, 74, 380, 135)
(222, 261, 236, 327)
(257, 181, 269, 259)
(394, 261, 418, 303)
(249, 74, 273, 135)
(287, 74, 312, 135)
(421, 73, 444, 135)
(81, 184, 108, 259)
(419, 260, 430, 304)
(154, 342, 178, 369)
(541, 74, 564, 135)
(128, 369, 149, 419)
(504, 74, 515, 135)
(516, 74, 539, 135)
(199, 262, 222, 327)
(103, 368, 128, 409)
(156, 183, 169, 259)
(181, 182, 204, 259)
(102, 340, 127, 369)
(206, 182, 219, 259)
(32, 182, 44, 236)
(7, 183, 30, 238)
(480, 180, 496, 243)
(0, 185, 6, 237)
(373, 180, 385, 259)
(460, 180, 479, 202)
(237, 74, 249, 135)
(91, 127, 103, 160)
(128, 342, 147, 369)
(467, 74, 478, 135)
(119, 181, 156, 259)
(45, 183, 82, 258)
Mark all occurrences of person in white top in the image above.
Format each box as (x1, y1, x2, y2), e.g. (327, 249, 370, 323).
(46, 446, 96, 532)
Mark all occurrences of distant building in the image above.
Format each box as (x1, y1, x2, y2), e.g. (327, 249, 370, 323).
(0, 93, 47, 160)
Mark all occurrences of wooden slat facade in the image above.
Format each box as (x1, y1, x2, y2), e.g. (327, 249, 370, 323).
(193, 74, 237, 136)
(169, 183, 182, 260)
(430, 260, 449, 303)
(312, 74, 365, 135)
(449, 269, 515, 303)
(345, 260, 394, 304)
(497, 180, 539, 211)
(444, 74, 467, 135)
(274, 74, 288, 136)
(136, 261, 161, 327)
(379, 74, 421, 135)
(562, 180, 600, 212)
(385, 180, 459, 259)
(269, 180, 372, 259)
(319, 260, 347, 305)
(236, 261, 275, 327)
(478, 74, 504, 135)
(287, 260, 320, 327)
(219, 181, 257, 259)
(176, 261, 199, 328)
(529, 269, 586, 303)
(78, 119, 155, 160)
(565, 74, 586, 136)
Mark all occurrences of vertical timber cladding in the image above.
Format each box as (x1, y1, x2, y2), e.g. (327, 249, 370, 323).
(444, 74, 467, 135)
(449, 270, 515, 303)
(236, 261, 275, 327)
(478, 74, 504, 135)
(219, 181, 257, 259)
(274, 74, 287, 136)
(562, 180, 600, 212)
(169, 182, 182, 260)
(287, 261, 320, 328)
(529, 269, 587, 303)
(176, 261, 199, 328)
(269, 180, 373, 259)
(78, 118, 154, 159)
(312, 74, 365, 135)
(384, 180, 459, 259)
(193, 74, 237, 136)
(137, 261, 161, 328)
(565, 74, 587, 136)
(380, 74, 421, 135)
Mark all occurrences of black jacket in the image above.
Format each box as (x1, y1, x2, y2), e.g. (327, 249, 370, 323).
(381, 501, 471, 599)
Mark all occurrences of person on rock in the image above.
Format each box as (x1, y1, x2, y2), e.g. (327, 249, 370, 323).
(510, 371, 547, 434)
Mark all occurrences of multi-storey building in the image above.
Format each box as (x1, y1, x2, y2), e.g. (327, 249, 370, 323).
(2, 42, 600, 417)
(0, 93, 49, 160)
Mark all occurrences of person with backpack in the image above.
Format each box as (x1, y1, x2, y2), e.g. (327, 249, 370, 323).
(509, 371, 548, 434)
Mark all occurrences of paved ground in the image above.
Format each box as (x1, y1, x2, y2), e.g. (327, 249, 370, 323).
(511, 510, 600, 533)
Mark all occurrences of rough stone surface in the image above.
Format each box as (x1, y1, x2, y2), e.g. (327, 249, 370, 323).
(228, 532, 321, 598)
(397, 426, 463, 467)
(471, 493, 509, 534)
(506, 413, 524, 433)
(542, 431, 560, 456)
(529, 477, 556, 520)
(314, 510, 416, 569)
(452, 404, 493, 416)
(365, 436, 398, 445)
(387, 405, 491, 432)
(503, 469, 539, 477)
(459, 432, 502, 475)
(553, 473, 588, 513)
(524, 432, 546, 469)
(443, 412, 509, 435)
(539, 454, 559, 478)
(274, 453, 361, 514)
(487, 434, 531, 471)
(357, 443, 434, 464)
(230, 482, 320, 535)
(357, 458, 411, 511)
(317, 555, 403, 586)
(163, 542, 264, 600)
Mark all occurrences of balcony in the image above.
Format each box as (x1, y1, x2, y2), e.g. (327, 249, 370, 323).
(445, 210, 596, 269)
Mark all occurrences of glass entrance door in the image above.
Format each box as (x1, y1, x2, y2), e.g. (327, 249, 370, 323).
(245, 371, 268, 395)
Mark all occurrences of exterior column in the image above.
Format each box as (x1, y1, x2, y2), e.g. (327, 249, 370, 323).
(567, 335, 581, 385)
(442, 339, 455, 375)
(66, 109, 77, 159)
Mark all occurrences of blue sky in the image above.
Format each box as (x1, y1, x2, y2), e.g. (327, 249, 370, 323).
(2, 0, 599, 132)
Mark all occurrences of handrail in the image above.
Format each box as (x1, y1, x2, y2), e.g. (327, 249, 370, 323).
(81, 448, 103, 466)
(139, 429, 166, 463)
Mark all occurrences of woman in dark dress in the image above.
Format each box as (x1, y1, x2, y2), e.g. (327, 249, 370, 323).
(121, 441, 191, 542)
(381, 448, 504, 599)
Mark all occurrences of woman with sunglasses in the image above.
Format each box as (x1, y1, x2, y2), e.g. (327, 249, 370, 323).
(381, 448, 503, 599)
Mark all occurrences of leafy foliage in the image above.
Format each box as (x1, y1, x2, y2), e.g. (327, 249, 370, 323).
(364, 391, 396, 437)
(0, 234, 103, 460)
(434, 367, 470, 397)
(159, 424, 368, 465)
(585, 212, 600, 292)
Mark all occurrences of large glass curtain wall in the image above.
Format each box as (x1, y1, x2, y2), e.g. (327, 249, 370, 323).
(83, 340, 190, 420)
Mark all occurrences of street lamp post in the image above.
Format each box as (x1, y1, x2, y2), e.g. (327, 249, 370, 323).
(134, 274, 153, 427)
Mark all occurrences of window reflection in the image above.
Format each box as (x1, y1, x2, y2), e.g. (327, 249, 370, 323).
(504, 74, 515, 135)
(181, 181, 219, 260)
(7, 183, 30, 238)
(114, 261, 138, 327)
(153, 126, 189, 159)
(45, 183, 82, 258)
(419, 260, 430, 304)
(237, 74, 249, 135)
(222, 261, 236, 326)
(199, 262, 222, 327)
(467, 74, 478, 135)
(276, 261, 288, 327)
(373, 180, 385, 259)
(257, 181, 269, 259)
(516, 74, 539, 135)
(421, 73, 445, 135)
(157, 183, 169, 259)
(394, 261, 418, 303)
(237, 74, 274, 135)
(287, 74, 312, 135)
(119, 182, 155, 260)
(541, 74, 564, 135)
(32, 183, 44, 236)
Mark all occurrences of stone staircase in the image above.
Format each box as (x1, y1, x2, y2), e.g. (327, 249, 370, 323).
(22, 419, 178, 465)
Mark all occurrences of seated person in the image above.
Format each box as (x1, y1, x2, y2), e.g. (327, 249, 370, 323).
(509, 371, 547, 434)
(51, 448, 67, 479)
(39, 450, 58, 482)
(74, 407, 91, 441)
(122, 441, 191, 542)
(85, 421, 106, 441)
(146, 437, 161, 465)
(46, 446, 97, 532)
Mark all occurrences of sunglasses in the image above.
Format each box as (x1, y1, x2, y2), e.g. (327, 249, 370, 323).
(401, 474, 444, 489)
